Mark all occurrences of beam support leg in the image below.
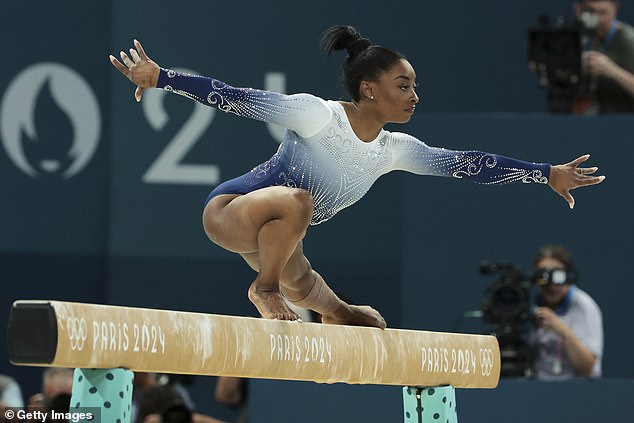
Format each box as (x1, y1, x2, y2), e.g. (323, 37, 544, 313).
(403, 386, 457, 422)
(70, 368, 134, 423)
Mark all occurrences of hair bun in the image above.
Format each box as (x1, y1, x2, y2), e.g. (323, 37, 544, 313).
(321, 25, 372, 57)
(347, 38, 371, 56)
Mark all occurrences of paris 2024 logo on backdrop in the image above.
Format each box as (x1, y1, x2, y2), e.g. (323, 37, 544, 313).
(0, 62, 101, 179)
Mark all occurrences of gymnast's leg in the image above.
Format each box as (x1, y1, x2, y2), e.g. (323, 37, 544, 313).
(241, 240, 386, 328)
(202, 186, 314, 320)
(277, 241, 387, 329)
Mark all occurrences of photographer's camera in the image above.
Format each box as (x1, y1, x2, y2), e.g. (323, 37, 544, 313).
(478, 260, 579, 378)
(479, 262, 535, 378)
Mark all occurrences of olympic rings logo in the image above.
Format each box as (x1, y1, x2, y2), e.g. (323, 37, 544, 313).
(66, 317, 88, 351)
(480, 348, 495, 377)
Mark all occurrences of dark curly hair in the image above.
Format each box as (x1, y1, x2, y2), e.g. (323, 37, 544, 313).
(533, 245, 576, 273)
(321, 25, 406, 102)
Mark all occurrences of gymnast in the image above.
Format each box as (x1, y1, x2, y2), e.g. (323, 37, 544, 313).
(110, 26, 604, 329)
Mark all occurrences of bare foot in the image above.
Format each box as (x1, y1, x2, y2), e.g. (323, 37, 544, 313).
(248, 281, 300, 321)
(321, 304, 387, 329)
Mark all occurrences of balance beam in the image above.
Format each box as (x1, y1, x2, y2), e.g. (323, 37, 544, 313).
(7, 300, 500, 388)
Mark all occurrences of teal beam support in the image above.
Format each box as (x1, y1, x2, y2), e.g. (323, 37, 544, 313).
(70, 368, 134, 423)
(403, 386, 457, 423)
(403, 386, 422, 422)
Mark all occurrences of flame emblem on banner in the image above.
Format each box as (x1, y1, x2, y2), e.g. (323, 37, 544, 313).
(0, 62, 101, 178)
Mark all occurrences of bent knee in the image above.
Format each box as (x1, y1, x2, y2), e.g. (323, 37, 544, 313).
(202, 208, 219, 242)
(201, 194, 241, 246)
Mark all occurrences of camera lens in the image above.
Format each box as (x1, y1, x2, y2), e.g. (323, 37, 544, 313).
(494, 286, 521, 313)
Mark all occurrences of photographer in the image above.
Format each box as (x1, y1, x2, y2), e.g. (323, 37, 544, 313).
(136, 378, 227, 423)
(529, 245, 603, 380)
(574, 0, 634, 113)
(26, 368, 72, 413)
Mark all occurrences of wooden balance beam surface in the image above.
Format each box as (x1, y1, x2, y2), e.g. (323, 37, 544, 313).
(7, 300, 500, 388)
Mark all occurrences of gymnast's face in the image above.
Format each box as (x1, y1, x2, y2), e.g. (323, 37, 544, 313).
(535, 257, 570, 308)
(364, 59, 419, 124)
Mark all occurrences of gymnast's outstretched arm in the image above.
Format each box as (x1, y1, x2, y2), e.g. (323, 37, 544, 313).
(390, 133, 605, 209)
(109, 39, 331, 138)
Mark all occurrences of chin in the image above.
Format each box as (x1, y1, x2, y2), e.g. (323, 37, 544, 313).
(544, 295, 563, 307)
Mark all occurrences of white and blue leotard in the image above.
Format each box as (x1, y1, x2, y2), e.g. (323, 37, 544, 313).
(157, 69, 550, 225)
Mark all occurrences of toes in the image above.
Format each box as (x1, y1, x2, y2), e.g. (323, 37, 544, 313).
(271, 312, 300, 321)
(377, 319, 387, 330)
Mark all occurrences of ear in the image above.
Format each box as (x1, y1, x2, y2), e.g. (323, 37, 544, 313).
(573, 2, 581, 18)
(359, 80, 374, 100)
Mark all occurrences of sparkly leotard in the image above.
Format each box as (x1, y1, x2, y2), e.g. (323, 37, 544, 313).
(157, 69, 550, 225)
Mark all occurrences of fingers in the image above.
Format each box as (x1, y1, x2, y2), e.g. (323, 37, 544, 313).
(560, 174, 605, 208)
(109, 55, 129, 75)
(120, 50, 134, 68)
(561, 190, 575, 210)
(135, 86, 144, 102)
(110, 39, 155, 102)
(110, 39, 149, 71)
(576, 175, 606, 187)
(567, 197, 575, 210)
(134, 39, 149, 60)
(129, 48, 141, 63)
(573, 166, 605, 187)
(577, 166, 598, 175)
(379, 317, 387, 330)
(569, 154, 590, 167)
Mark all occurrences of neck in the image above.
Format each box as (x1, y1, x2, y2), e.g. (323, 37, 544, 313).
(595, 20, 619, 44)
(343, 101, 385, 142)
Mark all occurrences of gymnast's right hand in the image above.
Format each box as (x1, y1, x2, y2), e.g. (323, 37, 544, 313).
(109, 39, 160, 102)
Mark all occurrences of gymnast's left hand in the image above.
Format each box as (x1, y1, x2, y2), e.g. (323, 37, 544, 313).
(548, 154, 605, 209)
(109, 39, 160, 102)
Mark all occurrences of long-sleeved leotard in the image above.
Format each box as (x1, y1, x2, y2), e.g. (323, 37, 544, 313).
(157, 69, 550, 225)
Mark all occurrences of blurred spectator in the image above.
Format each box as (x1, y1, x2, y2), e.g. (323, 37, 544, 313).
(0, 374, 24, 408)
(131, 373, 159, 423)
(20, 368, 73, 423)
(136, 384, 191, 423)
(137, 382, 226, 423)
(574, 0, 634, 113)
(26, 368, 73, 414)
(156, 375, 196, 412)
(214, 377, 248, 423)
(529, 245, 603, 380)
